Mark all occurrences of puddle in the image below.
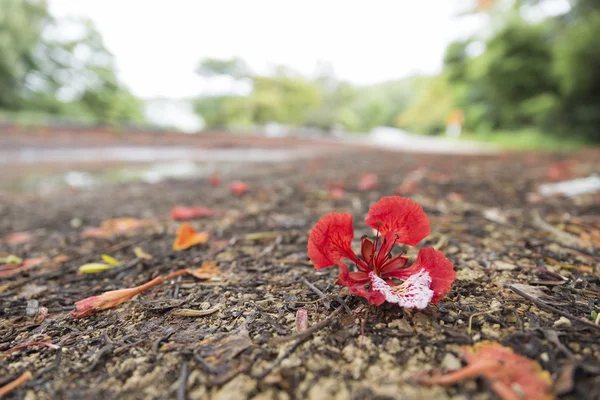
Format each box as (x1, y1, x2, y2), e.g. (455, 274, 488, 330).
(3, 161, 222, 195)
(0, 146, 324, 195)
(0, 146, 317, 164)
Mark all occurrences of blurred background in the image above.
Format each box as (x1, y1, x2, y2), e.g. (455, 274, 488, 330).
(1, 0, 598, 193)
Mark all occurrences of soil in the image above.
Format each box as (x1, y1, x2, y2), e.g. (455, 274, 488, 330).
(1, 147, 599, 400)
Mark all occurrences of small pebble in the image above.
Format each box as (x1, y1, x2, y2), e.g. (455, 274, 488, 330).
(553, 316, 572, 329)
(441, 353, 462, 371)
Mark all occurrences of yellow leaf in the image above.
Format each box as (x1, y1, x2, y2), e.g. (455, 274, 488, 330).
(79, 263, 114, 273)
(101, 254, 122, 266)
(0, 255, 23, 264)
(133, 247, 152, 260)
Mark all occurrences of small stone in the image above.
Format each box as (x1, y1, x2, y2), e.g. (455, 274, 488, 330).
(441, 353, 462, 371)
(26, 300, 39, 317)
(374, 323, 386, 329)
(540, 352, 549, 363)
(446, 246, 460, 255)
(200, 302, 211, 310)
(472, 334, 481, 342)
(490, 300, 502, 310)
(553, 316, 572, 329)
(70, 218, 82, 228)
(493, 260, 517, 271)
(388, 318, 413, 332)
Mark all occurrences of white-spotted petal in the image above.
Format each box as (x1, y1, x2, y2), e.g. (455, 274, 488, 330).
(369, 269, 433, 309)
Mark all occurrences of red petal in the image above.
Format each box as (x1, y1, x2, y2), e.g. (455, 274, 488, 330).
(364, 196, 430, 246)
(378, 254, 408, 276)
(394, 247, 455, 303)
(418, 341, 553, 400)
(170, 206, 219, 221)
(209, 174, 221, 187)
(360, 237, 375, 268)
(307, 213, 359, 270)
(336, 265, 385, 305)
(358, 173, 378, 191)
(348, 271, 371, 283)
(230, 181, 249, 196)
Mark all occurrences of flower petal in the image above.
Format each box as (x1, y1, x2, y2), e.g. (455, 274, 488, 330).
(170, 206, 219, 221)
(337, 264, 385, 305)
(369, 270, 433, 309)
(393, 247, 455, 304)
(418, 341, 553, 400)
(173, 223, 210, 251)
(364, 196, 430, 246)
(307, 213, 359, 270)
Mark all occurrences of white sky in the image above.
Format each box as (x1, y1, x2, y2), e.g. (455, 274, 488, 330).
(49, 0, 484, 99)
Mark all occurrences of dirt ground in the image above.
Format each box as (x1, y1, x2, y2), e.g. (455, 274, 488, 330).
(1, 147, 599, 399)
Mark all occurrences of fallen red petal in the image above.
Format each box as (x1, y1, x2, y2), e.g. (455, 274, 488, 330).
(328, 187, 345, 199)
(71, 276, 164, 318)
(170, 206, 220, 221)
(209, 174, 222, 187)
(0, 257, 47, 279)
(358, 173, 378, 191)
(418, 341, 553, 400)
(230, 181, 249, 196)
(1, 232, 32, 245)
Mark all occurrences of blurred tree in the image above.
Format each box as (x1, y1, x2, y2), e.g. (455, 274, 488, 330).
(552, 11, 600, 140)
(196, 57, 249, 79)
(247, 72, 321, 125)
(0, 0, 144, 124)
(396, 75, 454, 135)
(479, 18, 556, 127)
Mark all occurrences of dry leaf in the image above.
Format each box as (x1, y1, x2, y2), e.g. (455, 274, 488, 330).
(1, 232, 32, 245)
(0, 257, 47, 278)
(189, 261, 221, 279)
(418, 341, 553, 400)
(133, 247, 152, 260)
(82, 218, 158, 238)
(172, 307, 220, 317)
(173, 223, 209, 251)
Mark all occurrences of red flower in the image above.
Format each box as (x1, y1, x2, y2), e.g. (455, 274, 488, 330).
(307, 196, 455, 308)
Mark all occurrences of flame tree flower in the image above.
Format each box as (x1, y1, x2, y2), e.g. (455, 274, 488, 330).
(308, 196, 455, 309)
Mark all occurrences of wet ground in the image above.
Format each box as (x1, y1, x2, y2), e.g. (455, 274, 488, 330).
(1, 146, 599, 399)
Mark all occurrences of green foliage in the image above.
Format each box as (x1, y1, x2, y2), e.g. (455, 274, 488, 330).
(193, 59, 425, 133)
(196, 57, 249, 79)
(0, 0, 144, 125)
(480, 19, 556, 127)
(552, 11, 600, 140)
(408, 0, 600, 144)
(467, 128, 588, 151)
(396, 75, 454, 135)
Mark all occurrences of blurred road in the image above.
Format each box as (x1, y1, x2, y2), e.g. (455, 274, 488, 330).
(349, 127, 499, 155)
